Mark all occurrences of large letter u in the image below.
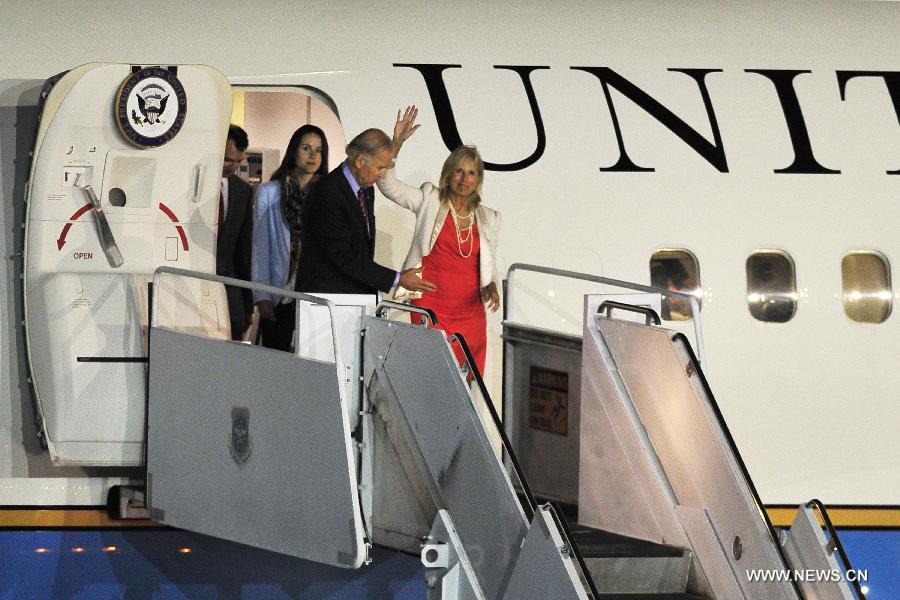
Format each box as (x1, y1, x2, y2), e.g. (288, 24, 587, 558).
(395, 63, 549, 172)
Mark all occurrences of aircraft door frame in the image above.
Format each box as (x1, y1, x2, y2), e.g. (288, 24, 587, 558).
(22, 63, 232, 465)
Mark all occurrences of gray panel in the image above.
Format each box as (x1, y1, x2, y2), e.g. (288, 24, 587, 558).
(501, 506, 589, 600)
(369, 405, 437, 553)
(364, 318, 528, 600)
(503, 323, 582, 504)
(578, 320, 688, 547)
(597, 317, 796, 600)
(782, 507, 854, 600)
(147, 327, 365, 568)
(425, 509, 487, 600)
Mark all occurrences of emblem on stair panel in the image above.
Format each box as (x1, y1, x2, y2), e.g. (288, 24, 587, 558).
(229, 406, 252, 465)
(115, 66, 187, 148)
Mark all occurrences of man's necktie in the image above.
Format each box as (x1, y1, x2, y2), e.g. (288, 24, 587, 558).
(357, 188, 369, 236)
(218, 189, 225, 231)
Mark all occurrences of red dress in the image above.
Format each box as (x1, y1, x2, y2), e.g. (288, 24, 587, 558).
(411, 211, 487, 374)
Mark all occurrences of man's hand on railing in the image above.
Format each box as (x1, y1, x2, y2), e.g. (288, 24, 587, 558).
(399, 267, 437, 292)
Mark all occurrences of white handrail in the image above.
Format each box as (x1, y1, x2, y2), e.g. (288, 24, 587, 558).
(506, 262, 705, 364)
(150, 266, 348, 408)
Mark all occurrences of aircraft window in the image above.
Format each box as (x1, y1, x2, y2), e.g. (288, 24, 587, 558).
(649, 250, 700, 321)
(841, 251, 892, 323)
(746, 251, 796, 323)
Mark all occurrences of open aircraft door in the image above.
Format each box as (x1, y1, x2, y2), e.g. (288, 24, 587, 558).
(23, 63, 232, 465)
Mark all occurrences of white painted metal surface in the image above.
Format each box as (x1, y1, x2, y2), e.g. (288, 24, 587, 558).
(22, 63, 231, 465)
(0, 0, 896, 512)
(579, 303, 799, 599)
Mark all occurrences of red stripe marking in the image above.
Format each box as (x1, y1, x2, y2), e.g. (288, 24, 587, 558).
(69, 203, 93, 221)
(158, 202, 190, 251)
(56, 203, 93, 250)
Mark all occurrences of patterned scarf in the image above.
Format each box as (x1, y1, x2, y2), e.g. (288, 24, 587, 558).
(281, 175, 316, 282)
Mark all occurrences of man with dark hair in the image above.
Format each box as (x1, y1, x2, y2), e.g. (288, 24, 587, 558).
(218, 124, 254, 340)
(296, 128, 435, 295)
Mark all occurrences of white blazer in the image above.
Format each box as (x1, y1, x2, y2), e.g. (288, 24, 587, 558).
(377, 168, 501, 296)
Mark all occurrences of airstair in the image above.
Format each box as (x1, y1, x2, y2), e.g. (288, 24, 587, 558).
(142, 266, 861, 599)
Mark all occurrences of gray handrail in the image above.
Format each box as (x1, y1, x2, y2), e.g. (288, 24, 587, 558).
(150, 266, 348, 409)
(805, 499, 866, 600)
(375, 300, 438, 326)
(506, 262, 705, 363)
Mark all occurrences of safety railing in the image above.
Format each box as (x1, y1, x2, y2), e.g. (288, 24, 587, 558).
(546, 502, 601, 600)
(375, 300, 438, 326)
(448, 332, 538, 519)
(673, 333, 805, 600)
(805, 499, 866, 600)
(506, 262, 705, 363)
(450, 331, 598, 599)
(150, 266, 348, 410)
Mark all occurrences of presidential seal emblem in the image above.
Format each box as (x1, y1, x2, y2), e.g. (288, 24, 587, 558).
(114, 66, 187, 148)
(229, 406, 252, 466)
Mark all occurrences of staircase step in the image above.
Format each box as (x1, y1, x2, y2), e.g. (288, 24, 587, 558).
(569, 523, 694, 595)
(569, 524, 687, 558)
(596, 594, 707, 599)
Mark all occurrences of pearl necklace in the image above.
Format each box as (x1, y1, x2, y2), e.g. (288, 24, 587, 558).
(449, 202, 474, 258)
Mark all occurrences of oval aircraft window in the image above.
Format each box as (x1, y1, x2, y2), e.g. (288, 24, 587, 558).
(842, 251, 891, 324)
(746, 251, 796, 323)
(649, 249, 700, 321)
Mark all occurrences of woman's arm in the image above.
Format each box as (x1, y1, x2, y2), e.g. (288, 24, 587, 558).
(251, 184, 276, 311)
(377, 106, 427, 211)
(481, 209, 502, 312)
(489, 210, 502, 285)
(377, 168, 427, 212)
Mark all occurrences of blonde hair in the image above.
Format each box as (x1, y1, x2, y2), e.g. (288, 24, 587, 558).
(438, 145, 485, 208)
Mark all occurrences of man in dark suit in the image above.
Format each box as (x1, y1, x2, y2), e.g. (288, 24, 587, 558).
(217, 125, 254, 340)
(296, 128, 435, 295)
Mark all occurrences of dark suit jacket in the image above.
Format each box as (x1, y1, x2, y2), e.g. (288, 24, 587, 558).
(217, 175, 254, 339)
(295, 166, 396, 294)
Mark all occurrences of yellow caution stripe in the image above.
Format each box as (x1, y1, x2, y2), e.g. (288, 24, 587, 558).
(0, 508, 160, 528)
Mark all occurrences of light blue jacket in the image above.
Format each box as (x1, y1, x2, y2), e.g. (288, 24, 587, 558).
(251, 181, 292, 304)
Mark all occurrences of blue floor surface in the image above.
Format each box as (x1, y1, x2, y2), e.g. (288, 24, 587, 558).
(0, 528, 895, 598)
(0, 530, 425, 599)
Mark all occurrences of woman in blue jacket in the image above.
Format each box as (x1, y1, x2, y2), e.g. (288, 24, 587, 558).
(252, 124, 329, 350)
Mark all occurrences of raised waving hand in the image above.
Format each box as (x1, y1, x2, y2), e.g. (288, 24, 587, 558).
(392, 105, 420, 157)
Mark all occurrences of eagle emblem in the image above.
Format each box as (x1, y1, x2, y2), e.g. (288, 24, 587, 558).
(135, 83, 169, 125)
(115, 65, 187, 148)
(229, 406, 252, 465)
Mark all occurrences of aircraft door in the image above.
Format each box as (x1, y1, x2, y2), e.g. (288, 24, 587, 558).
(23, 63, 232, 465)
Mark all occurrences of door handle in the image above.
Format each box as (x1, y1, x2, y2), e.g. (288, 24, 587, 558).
(72, 182, 124, 268)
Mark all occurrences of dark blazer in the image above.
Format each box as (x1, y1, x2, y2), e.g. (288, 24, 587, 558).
(295, 165, 396, 295)
(216, 175, 254, 339)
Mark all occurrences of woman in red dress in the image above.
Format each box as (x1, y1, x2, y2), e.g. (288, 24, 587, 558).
(377, 107, 502, 374)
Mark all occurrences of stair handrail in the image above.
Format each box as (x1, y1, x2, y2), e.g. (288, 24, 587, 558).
(447, 332, 537, 520)
(374, 300, 438, 326)
(805, 499, 866, 599)
(150, 266, 349, 411)
(450, 332, 603, 598)
(673, 333, 806, 600)
(546, 502, 602, 600)
(505, 262, 705, 363)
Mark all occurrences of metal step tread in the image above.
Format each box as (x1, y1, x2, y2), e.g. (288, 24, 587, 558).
(595, 594, 707, 599)
(569, 523, 689, 558)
